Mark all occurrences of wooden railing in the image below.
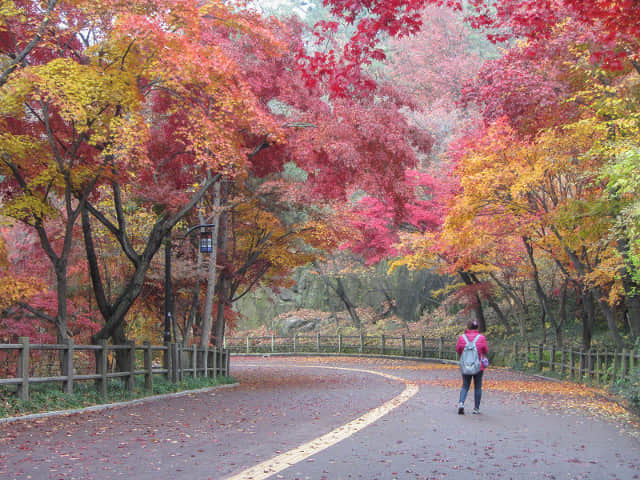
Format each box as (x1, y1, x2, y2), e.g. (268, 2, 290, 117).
(518, 342, 639, 384)
(0, 337, 229, 401)
(224, 333, 639, 385)
(224, 333, 458, 362)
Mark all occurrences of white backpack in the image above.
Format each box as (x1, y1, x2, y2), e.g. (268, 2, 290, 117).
(459, 334, 482, 375)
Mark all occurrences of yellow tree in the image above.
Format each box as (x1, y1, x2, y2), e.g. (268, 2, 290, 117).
(566, 51, 640, 338)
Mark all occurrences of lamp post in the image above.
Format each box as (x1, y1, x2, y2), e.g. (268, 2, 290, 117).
(164, 237, 173, 344)
(164, 224, 216, 344)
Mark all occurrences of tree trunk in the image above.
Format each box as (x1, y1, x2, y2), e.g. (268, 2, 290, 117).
(554, 231, 624, 351)
(112, 324, 129, 372)
(214, 273, 231, 347)
(459, 271, 486, 332)
(54, 262, 70, 372)
(182, 272, 201, 347)
(579, 292, 595, 351)
(54, 264, 70, 345)
(86, 174, 221, 346)
(523, 237, 562, 346)
(212, 181, 230, 348)
(320, 274, 362, 329)
(555, 279, 568, 348)
(489, 272, 528, 337)
(335, 277, 362, 329)
(470, 272, 511, 334)
(199, 181, 221, 349)
(594, 288, 625, 350)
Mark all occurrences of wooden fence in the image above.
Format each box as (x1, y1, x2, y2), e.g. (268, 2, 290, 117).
(0, 337, 229, 401)
(518, 342, 639, 384)
(224, 333, 639, 386)
(224, 333, 458, 361)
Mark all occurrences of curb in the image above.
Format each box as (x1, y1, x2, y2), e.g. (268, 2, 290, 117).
(0, 382, 239, 425)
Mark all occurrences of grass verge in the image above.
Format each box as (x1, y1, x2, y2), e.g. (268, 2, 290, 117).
(0, 374, 236, 420)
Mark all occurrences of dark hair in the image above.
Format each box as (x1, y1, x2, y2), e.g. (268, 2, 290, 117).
(467, 320, 479, 330)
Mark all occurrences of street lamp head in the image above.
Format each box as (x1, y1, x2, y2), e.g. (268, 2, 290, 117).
(200, 229, 213, 253)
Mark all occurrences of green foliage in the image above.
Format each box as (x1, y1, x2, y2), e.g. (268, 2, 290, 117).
(612, 365, 640, 413)
(282, 162, 309, 182)
(602, 144, 640, 285)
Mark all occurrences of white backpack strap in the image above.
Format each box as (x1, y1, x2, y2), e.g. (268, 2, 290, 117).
(462, 333, 469, 344)
(471, 335, 480, 345)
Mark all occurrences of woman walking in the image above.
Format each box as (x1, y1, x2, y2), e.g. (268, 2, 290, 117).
(456, 320, 488, 414)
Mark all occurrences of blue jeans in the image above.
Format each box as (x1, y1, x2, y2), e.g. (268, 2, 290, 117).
(459, 370, 484, 409)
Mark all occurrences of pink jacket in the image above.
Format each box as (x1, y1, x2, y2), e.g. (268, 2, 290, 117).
(456, 330, 489, 370)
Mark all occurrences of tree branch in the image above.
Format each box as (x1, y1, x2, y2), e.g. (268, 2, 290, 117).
(0, 0, 59, 87)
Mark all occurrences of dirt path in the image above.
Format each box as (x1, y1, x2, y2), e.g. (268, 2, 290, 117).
(1, 356, 638, 479)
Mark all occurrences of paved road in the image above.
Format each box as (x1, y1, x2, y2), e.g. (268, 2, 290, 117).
(1, 356, 639, 479)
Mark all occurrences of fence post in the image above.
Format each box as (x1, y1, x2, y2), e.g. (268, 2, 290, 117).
(588, 349, 595, 382)
(96, 340, 108, 399)
(125, 341, 136, 392)
(550, 345, 556, 372)
(338, 334, 342, 354)
(272, 334, 276, 353)
(293, 334, 297, 353)
(439, 337, 444, 359)
(622, 349, 630, 380)
(381, 335, 385, 355)
(560, 349, 566, 377)
(401, 335, 406, 356)
(595, 350, 601, 383)
(569, 349, 575, 379)
(164, 343, 171, 380)
(359, 332, 364, 354)
(212, 346, 217, 378)
(170, 343, 179, 383)
(614, 350, 621, 382)
(246, 336, 251, 354)
(191, 344, 197, 377)
(420, 336, 425, 358)
(63, 338, 75, 394)
(17, 337, 30, 401)
(144, 341, 153, 391)
(537, 344, 543, 372)
(316, 333, 321, 353)
(202, 345, 209, 377)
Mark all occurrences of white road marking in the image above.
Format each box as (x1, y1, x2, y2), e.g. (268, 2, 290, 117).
(223, 365, 419, 480)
